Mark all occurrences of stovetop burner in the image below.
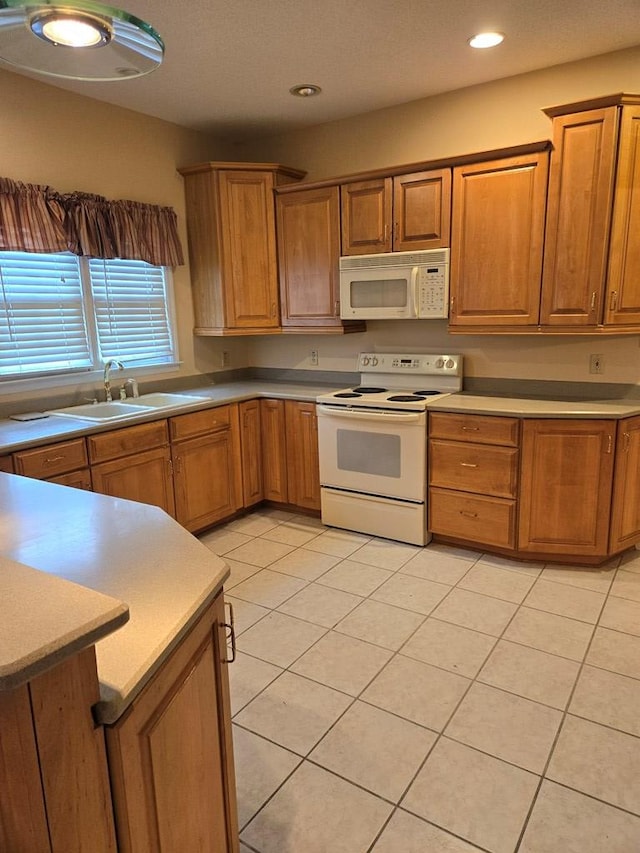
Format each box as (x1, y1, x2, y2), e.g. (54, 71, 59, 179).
(352, 386, 388, 394)
(334, 392, 363, 398)
(412, 390, 442, 396)
(387, 394, 426, 402)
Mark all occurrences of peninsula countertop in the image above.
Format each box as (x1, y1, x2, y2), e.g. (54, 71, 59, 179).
(0, 472, 229, 724)
(425, 392, 640, 418)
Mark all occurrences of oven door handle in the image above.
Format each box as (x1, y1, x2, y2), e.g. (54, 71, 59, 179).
(317, 404, 424, 423)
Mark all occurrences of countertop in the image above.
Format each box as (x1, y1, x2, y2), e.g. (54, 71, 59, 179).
(426, 393, 640, 418)
(0, 473, 229, 723)
(0, 380, 338, 453)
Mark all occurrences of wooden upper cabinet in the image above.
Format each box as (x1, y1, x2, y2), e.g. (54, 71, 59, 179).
(518, 419, 615, 557)
(341, 170, 451, 256)
(605, 104, 640, 325)
(449, 150, 549, 328)
(542, 95, 640, 329)
(393, 170, 451, 251)
(179, 162, 305, 335)
(540, 106, 618, 326)
(276, 185, 365, 333)
(341, 178, 392, 254)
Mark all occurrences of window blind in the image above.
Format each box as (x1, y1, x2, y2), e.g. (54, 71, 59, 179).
(89, 258, 174, 364)
(0, 252, 91, 377)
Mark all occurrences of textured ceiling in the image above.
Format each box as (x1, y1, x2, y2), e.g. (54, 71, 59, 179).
(3, 0, 640, 141)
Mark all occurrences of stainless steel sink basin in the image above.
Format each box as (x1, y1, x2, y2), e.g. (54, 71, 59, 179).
(48, 402, 149, 422)
(127, 393, 207, 409)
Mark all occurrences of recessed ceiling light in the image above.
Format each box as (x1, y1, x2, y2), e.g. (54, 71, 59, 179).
(468, 32, 505, 49)
(289, 84, 321, 98)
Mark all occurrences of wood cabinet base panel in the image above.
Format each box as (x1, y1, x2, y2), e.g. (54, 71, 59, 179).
(431, 534, 630, 567)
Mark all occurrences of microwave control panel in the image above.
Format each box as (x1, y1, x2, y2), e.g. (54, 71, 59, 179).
(417, 266, 449, 318)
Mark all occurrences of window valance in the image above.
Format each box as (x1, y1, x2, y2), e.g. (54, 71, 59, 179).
(0, 177, 184, 267)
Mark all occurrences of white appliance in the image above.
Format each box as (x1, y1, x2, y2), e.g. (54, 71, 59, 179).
(339, 248, 449, 320)
(316, 352, 463, 545)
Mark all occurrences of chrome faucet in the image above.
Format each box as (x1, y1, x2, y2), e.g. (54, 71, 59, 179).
(103, 359, 124, 402)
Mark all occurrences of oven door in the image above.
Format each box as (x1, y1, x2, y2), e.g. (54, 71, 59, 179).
(316, 404, 426, 501)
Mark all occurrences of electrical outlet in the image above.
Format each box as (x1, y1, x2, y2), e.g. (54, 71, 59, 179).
(221, 350, 230, 367)
(310, 350, 319, 366)
(589, 353, 604, 374)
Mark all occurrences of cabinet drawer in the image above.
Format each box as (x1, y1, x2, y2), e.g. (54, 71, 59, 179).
(429, 412, 519, 446)
(429, 487, 516, 549)
(429, 440, 519, 498)
(169, 405, 232, 441)
(14, 438, 88, 478)
(88, 421, 168, 464)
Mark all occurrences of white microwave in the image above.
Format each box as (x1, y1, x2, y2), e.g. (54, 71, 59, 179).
(339, 248, 449, 320)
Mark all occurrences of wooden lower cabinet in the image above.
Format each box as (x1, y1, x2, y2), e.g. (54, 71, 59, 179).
(285, 400, 321, 511)
(261, 398, 288, 503)
(608, 415, 640, 551)
(89, 422, 176, 516)
(0, 454, 14, 473)
(170, 405, 243, 531)
(239, 399, 264, 507)
(518, 419, 615, 557)
(105, 592, 238, 853)
(0, 648, 117, 852)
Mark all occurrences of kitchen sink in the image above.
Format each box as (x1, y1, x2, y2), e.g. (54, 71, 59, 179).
(126, 393, 208, 409)
(47, 402, 150, 422)
(47, 393, 208, 423)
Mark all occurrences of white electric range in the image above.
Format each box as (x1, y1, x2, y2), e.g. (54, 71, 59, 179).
(316, 352, 463, 545)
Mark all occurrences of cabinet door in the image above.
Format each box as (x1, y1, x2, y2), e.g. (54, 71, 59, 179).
(218, 170, 280, 329)
(449, 152, 548, 327)
(173, 425, 243, 532)
(605, 105, 640, 325)
(0, 455, 14, 473)
(610, 416, 640, 551)
(285, 400, 321, 511)
(239, 399, 263, 507)
(260, 399, 288, 503)
(519, 419, 615, 556)
(106, 593, 238, 853)
(48, 468, 92, 490)
(277, 185, 343, 329)
(341, 178, 392, 255)
(91, 446, 176, 517)
(541, 107, 618, 326)
(393, 169, 451, 251)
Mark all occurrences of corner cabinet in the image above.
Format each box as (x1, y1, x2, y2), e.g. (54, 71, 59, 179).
(518, 419, 615, 558)
(285, 400, 321, 511)
(179, 162, 305, 335)
(610, 415, 640, 551)
(340, 169, 451, 255)
(448, 148, 549, 329)
(276, 184, 365, 333)
(541, 94, 640, 329)
(105, 591, 239, 853)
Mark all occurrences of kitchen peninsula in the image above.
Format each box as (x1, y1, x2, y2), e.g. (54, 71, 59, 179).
(0, 472, 238, 852)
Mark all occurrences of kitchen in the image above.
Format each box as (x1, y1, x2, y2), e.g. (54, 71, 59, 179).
(2, 11, 640, 852)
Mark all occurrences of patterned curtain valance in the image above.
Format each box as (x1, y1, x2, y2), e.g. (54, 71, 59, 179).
(0, 177, 184, 266)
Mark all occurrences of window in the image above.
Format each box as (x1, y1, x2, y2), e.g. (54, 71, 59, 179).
(0, 251, 176, 380)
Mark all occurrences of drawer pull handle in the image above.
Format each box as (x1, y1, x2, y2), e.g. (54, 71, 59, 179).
(222, 601, 236, 664)
(44, 455, 64, 465)
(460, 511, 478, 518)
(460, 462, 478, 468)
(461, 426, 479, 431)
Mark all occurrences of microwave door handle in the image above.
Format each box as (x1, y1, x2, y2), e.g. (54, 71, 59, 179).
(317, 404, 423, 423)
(411, 266, 419, 318)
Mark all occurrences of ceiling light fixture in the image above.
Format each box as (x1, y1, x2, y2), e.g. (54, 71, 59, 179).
(290, 84, 321, 98)
(0, 0, 164, 80)
(468, 31, 505, 49)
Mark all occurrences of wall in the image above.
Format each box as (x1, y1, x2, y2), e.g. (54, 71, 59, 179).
(240, 47, 640, 388)
(0, 68, 248, 409)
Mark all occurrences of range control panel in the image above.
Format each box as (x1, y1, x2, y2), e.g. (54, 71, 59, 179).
(358, 352, 462, 376)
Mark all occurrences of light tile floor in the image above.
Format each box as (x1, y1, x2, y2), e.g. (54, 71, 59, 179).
(199, 508, 640, 853)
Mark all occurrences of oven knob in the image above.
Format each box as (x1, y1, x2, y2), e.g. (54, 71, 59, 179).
(362, 356, 370, 366)
(435, 357, 444, 369)
(371, 357, 379, 366)
(445, 358, 455, 369)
